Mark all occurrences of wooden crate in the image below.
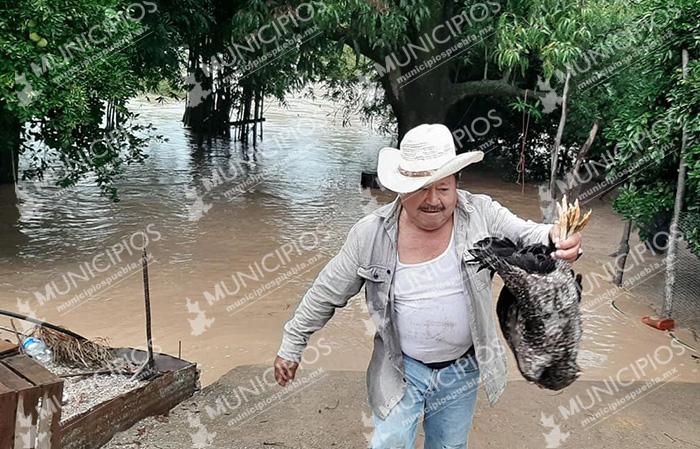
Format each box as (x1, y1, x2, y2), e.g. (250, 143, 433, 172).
(1, 349, 197, 449)
(0, 355, 63, 449)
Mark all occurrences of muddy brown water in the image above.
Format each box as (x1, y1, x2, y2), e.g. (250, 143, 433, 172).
(1, 97, 697, 389)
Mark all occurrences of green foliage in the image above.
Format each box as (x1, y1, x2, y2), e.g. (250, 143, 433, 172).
(495, 0, 593, 78)
(487, 0, 700, 255)
(1, 0, 698, 253)
(605, 0, 700, 255)
(613, 183, 675, 237)
(0, 0, 178, 197)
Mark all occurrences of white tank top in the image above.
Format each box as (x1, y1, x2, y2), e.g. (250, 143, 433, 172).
(394, 227, 473, 363)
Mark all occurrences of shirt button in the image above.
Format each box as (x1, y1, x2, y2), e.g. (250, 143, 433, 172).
(386, 269, 391, 274)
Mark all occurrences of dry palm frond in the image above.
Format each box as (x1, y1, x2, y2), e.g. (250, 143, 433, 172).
(35, 327, 115, 370)
(555, 195, 592, 240)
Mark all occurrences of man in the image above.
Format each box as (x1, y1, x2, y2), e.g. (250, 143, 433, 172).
(273, 124, 582, 448)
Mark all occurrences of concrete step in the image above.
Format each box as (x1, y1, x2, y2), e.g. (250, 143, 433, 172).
(103, 364, 700, 449)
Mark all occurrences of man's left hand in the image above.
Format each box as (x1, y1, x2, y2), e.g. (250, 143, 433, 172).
(550, 225, 583, 263)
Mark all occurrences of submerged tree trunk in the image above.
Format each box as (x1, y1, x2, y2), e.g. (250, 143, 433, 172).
(378, 65, 453, 142)
(663, 48, 690, 317)
(231, 82, 265, 146)
(613, 220, 633, 286)
(182, 48, 234, 139)
(0, 103, 24, 254)
(0, 103, 21, 185)
(0, 183, 25, 255)
(105, 101, 121, 131)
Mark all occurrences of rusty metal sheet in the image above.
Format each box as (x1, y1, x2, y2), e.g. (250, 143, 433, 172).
(111, 348, 192, 372)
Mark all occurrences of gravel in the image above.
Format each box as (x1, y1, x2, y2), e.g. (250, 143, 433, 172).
(44, 362, 147, 422)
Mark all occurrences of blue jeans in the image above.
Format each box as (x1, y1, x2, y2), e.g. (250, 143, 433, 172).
(370, 352, 480, 449)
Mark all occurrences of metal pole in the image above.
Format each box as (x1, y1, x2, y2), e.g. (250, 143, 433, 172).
(142, 249, 155, 371)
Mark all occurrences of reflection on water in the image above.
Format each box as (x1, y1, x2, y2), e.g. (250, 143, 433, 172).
(2, 97, 388, 267)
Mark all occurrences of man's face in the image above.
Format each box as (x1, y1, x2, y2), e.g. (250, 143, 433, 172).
(399, 175, 458, 231)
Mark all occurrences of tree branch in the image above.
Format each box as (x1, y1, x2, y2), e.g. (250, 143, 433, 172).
(449, 80, 543, 107)
(325, 28, 384, 64)
(567, 119, 600, 199)
(548, 68, 572, 212)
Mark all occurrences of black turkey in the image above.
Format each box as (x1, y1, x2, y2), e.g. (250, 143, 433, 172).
(468, 197, 591, 390)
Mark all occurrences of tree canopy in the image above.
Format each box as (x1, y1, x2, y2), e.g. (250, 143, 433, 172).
(1, 0, 698, 252)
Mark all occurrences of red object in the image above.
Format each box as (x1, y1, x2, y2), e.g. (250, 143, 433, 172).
(642, 316, 675, 331)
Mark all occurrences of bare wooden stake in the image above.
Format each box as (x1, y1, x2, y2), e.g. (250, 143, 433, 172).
(0, 324, 29, 338)
(567, 120, 600, 200)
(10, 319, 24, 352)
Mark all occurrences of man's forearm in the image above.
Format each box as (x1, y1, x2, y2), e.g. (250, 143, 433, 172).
(278, 326, 306, 363)
(276, 228, 364, 361)
(277, 290, 338, 362)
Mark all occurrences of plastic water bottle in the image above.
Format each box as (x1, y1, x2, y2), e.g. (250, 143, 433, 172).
(22, 337, 53, 364)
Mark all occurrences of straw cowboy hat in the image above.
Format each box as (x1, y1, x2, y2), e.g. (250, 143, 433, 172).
(377, 124, 484, 193)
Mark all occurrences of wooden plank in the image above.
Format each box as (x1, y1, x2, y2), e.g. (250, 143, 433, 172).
(0, 381, 17, 449)
(15, 387, 42, 449)
(3, 355, 61, 387)
(0, 339, 18, 356)
(229, 117, 266, 126)
(0, 363, 33, 391)
(36, 383, 62, 449)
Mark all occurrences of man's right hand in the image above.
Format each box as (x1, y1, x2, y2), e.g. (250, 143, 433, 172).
(274, 356, 299, 386)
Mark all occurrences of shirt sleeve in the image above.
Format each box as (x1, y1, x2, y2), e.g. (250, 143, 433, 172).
(277, 221, 365, 362)
(484, 196, 553, 247)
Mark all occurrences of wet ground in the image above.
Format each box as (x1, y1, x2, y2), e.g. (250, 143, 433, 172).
(102, 364, 700, 449)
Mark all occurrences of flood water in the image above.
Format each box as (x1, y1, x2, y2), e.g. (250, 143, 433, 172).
(0, 96, 697, 387)
(0, 96, 393, 384)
